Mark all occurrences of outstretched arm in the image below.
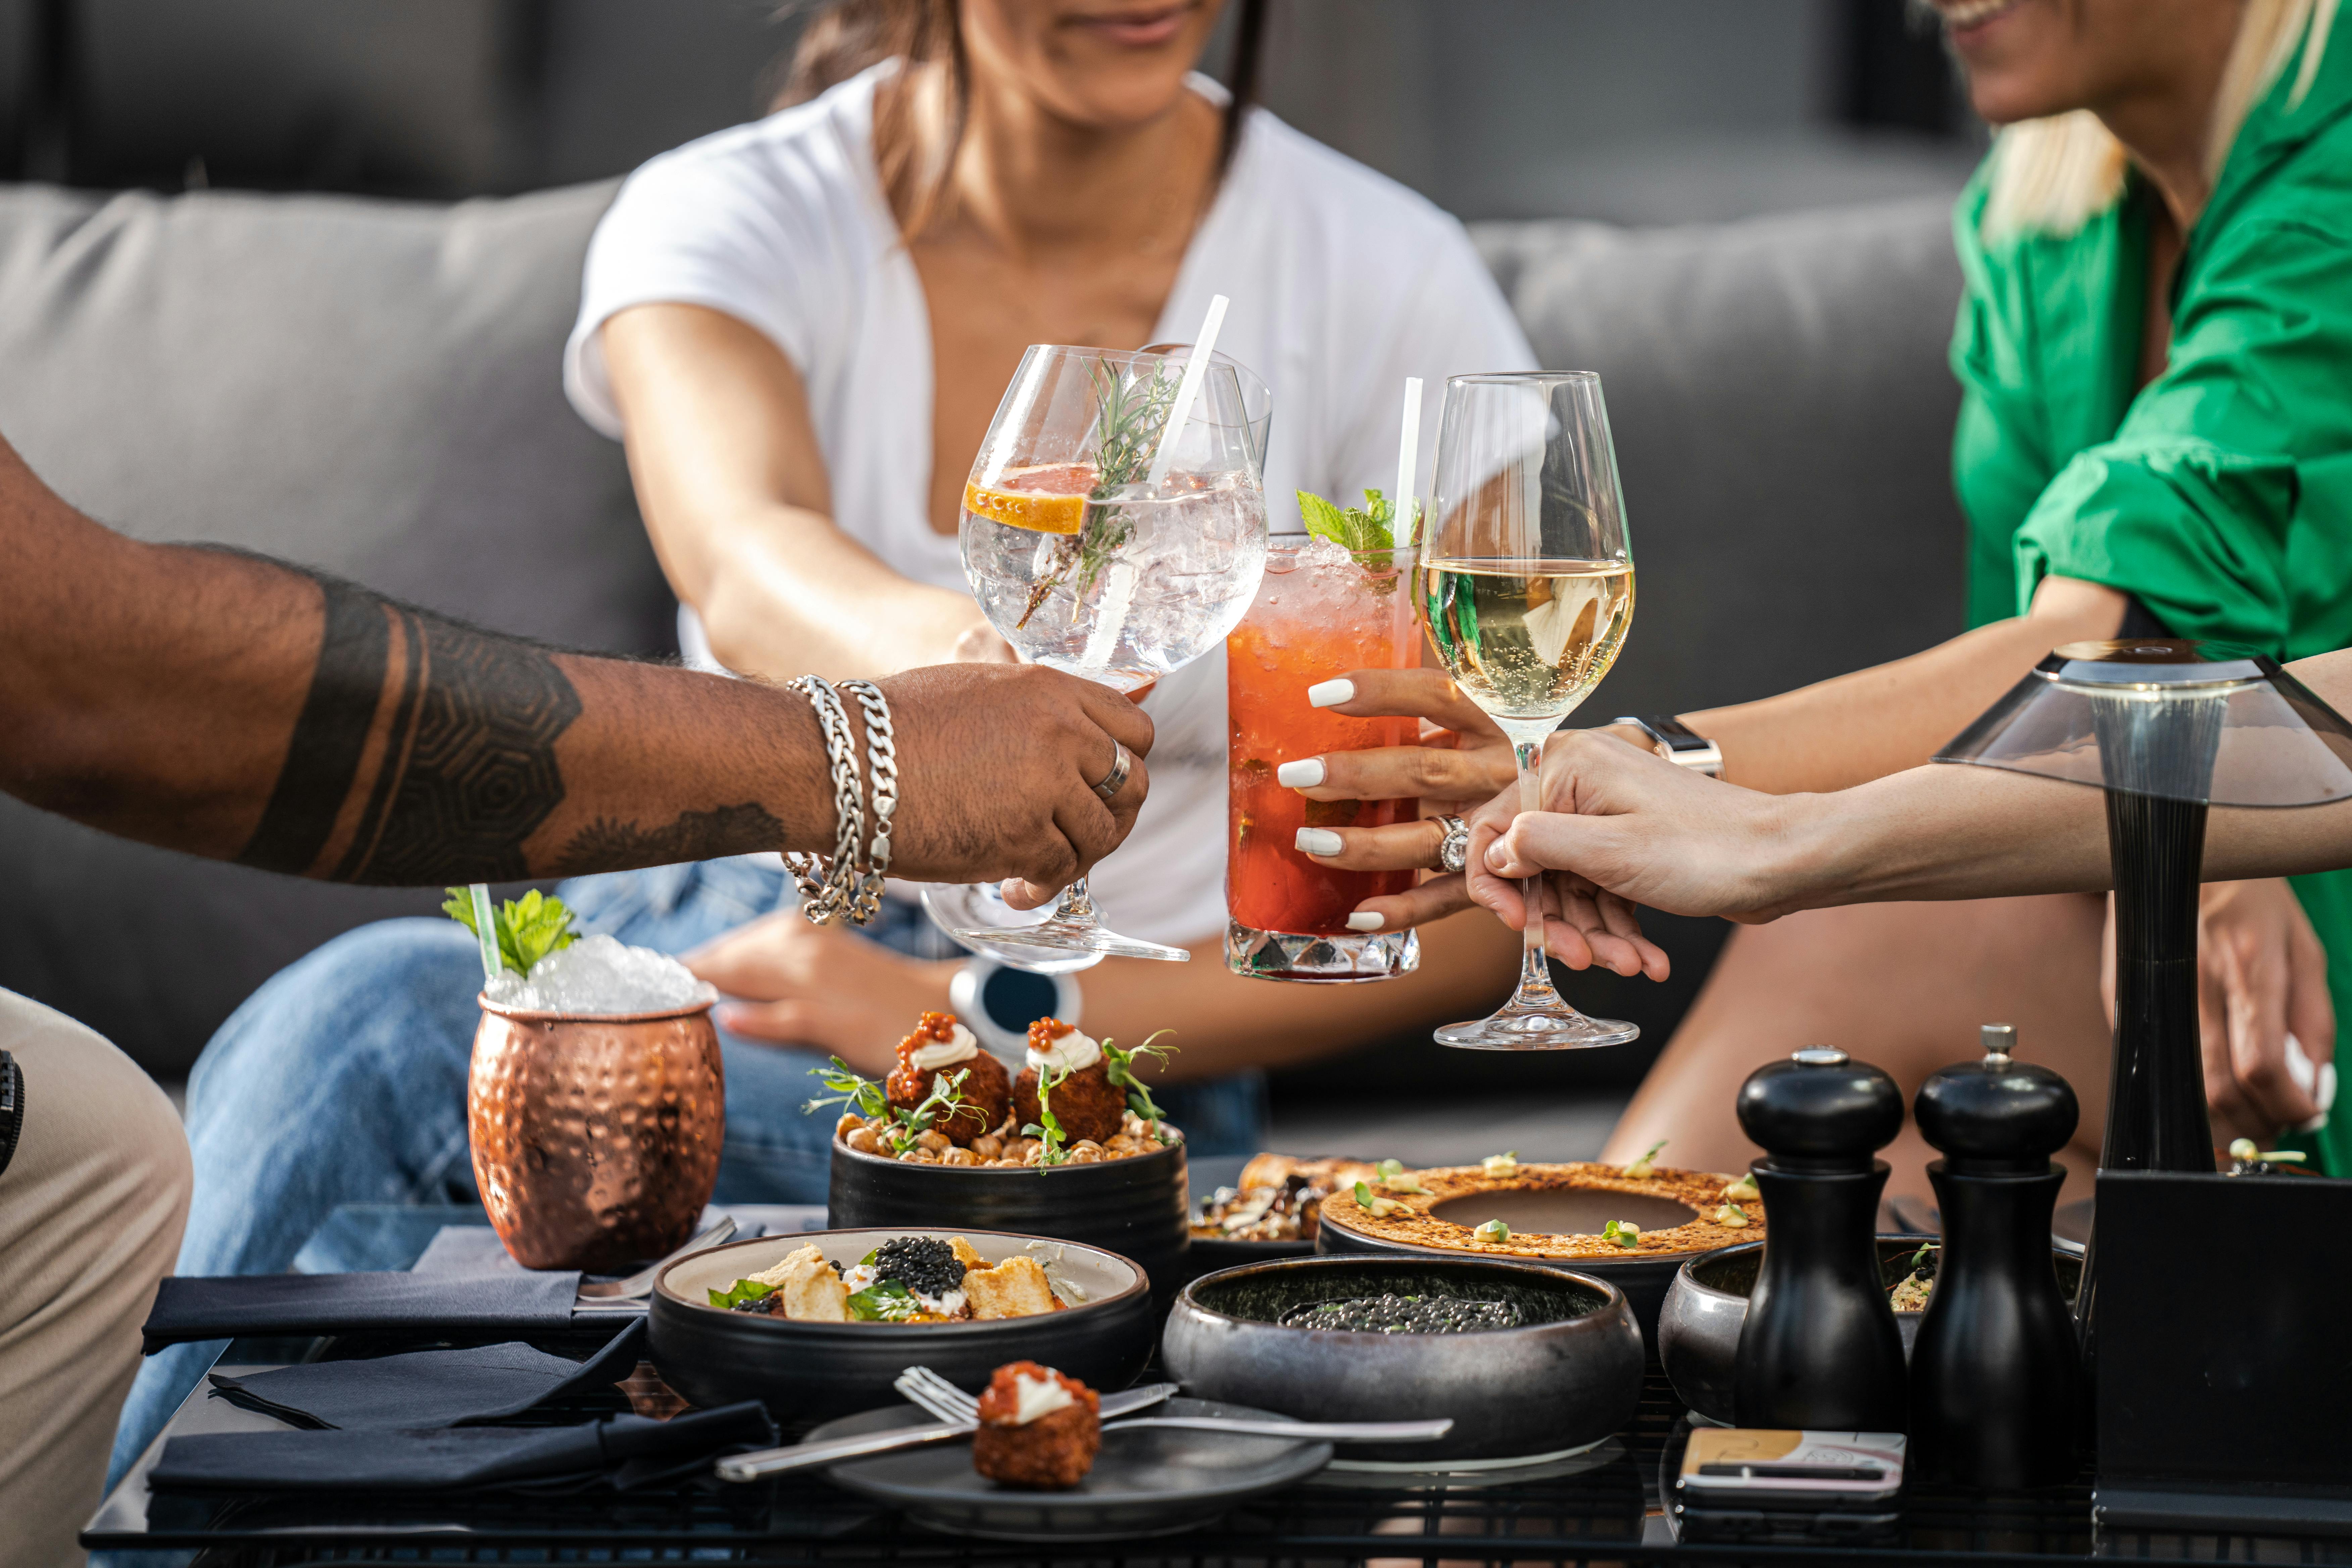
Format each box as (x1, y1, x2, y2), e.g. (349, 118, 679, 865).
(0, 434, 1148, 892)
(1466, 643, 2352, 931)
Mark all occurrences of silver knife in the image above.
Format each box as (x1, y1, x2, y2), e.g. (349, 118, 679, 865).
(715, 1382, 1178, 1481)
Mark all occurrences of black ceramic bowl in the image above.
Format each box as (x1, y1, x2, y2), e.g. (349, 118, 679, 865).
(649, 1228, 1156, 1426)
(1657, 1235, 2084, 1424)
(1316, 1183, 1721, 1354)
(829, 1137, 1190, 1295)
(1161, 1255, 1643, 1464)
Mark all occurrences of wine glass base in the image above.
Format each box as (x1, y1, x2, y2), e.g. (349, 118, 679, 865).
(1433, 1007, 1639, 1051)
(920, 884, 1102, 975)
(950, 919, 1191, 963)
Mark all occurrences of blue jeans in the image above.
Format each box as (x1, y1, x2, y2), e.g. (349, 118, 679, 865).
(110, 858, 1264, 1486)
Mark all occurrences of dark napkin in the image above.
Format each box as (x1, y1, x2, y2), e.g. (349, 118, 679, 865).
(204, 1319, 647, 1429)
(142, 1270, 582, 1353)
(148, 1401, 777, 1493)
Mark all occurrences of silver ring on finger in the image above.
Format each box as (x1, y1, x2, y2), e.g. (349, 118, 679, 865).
(1434, 814, 1470, 874)
(1092, 740, 1135, 801)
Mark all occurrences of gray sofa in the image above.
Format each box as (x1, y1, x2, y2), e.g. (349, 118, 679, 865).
(0, 180, 1965, 1080)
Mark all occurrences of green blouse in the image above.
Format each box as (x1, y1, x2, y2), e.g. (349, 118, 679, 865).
(1949, 31, 2352, 1172)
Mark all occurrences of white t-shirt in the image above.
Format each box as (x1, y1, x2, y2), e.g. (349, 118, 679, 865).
(565, 63, 1535, 945)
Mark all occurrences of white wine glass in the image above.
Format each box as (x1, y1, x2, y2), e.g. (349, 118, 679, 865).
(937, 342, 1270, 962)
(1419, 372, 1637, 1049)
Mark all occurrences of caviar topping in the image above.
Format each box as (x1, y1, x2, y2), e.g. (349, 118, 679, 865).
(872, 1236, 966, 1300)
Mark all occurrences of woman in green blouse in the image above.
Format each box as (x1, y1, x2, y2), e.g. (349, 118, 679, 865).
(1298, 0, 2352, 1197)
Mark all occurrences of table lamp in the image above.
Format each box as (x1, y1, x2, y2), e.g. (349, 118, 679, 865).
(1934, 638, 2352, 1350)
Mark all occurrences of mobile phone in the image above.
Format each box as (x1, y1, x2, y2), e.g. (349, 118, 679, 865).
(1672, 1429, 1905, 1544)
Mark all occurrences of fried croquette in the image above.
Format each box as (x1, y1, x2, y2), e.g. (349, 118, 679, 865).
(971, 1362, 1100, 1489)
(885, 1012, 1012, 1145)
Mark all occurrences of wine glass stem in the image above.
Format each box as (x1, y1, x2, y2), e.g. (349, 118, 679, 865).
(1051, 875, 1100, 928)
(1511, 737, 1567, 1007)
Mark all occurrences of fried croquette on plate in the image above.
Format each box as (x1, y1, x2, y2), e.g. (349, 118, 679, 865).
(884, 1012, 1011, 1144)
(971, 1362, 1100, 1489)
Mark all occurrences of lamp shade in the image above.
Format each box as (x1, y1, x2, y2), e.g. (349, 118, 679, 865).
(1933, 638, 2352, 807)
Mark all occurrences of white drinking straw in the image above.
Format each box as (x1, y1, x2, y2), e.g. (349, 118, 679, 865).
(1143, 293, 1230, 491)
(468, 882, 503, 983)
(1394, 377, 1423, 537)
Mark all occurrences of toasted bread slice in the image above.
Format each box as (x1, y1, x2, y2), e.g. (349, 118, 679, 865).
(963, 1254, 1058, 1319)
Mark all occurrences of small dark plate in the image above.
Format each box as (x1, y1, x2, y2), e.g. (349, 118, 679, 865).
(812, 1397, 1333, 1540)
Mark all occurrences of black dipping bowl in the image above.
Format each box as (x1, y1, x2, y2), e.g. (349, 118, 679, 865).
(650, 1228, 1155, 1426)
(1657, 1236, 2084, 1424)
(1316, 1188, 1710, 1355)
(829, 1138, 1189, 1295)
(1161, 1255, 1643, 1463)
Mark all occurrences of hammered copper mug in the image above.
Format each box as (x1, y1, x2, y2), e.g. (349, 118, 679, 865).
(469, 996, 726, 1272)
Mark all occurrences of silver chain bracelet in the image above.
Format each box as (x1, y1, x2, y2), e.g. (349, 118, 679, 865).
(783, 675, 871, 926)
(836, 678, 899, 925)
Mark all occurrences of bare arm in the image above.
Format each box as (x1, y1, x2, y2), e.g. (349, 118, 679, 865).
(0, 433, 1148, 891)
(1469, 641, 2352, 928)
(601, 303, 1004, 680)
(1668, 576, 2132, 793)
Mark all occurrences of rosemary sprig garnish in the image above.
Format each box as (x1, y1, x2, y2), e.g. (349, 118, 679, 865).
(1015, 360, 1178, 629)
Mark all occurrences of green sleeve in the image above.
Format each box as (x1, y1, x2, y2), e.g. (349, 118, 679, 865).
(2013, 214, 2352, 654)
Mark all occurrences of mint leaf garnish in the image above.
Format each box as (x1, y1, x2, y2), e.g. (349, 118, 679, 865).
(441, 887, 578, 977)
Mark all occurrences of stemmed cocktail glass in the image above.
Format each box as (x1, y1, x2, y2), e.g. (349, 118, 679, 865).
(1419, 372, 1638, 1048)
(931, 341, 1270, 962)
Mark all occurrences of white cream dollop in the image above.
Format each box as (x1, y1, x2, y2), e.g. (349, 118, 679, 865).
(1012, 1370, 1075, 1425)
(1026, 1028, 1102, 1076)
(905, 1023, 979, 1073)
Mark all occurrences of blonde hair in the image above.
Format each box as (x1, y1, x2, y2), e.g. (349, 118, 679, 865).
(1982, 0, 2341, 240)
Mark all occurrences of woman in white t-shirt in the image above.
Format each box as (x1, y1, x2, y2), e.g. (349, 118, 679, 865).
(551, 0, 1536, 1113)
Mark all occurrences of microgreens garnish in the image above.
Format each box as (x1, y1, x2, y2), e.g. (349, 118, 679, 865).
(1481, 1151, 1519, 1175)
(1474, 1218, 1511, 1242)
(442, 887, 577, 978)
(802, 1058, 888, 1121)
(1723, 1173, 1759, 1202)
(1622, 1139, 1667, 1180)
(886, 1069, 973, 1155)
(1101, 1030, 1177, 1126)
(1015, 361, 1177, 629)
(1374, 1158, 1426, 1194)
(1603, 1220, 1641, 1249)
(847, 1278, 922, 1322)
(1352, 1180, 1406, 1217)
(1022, 1063, 1074, 1168)
(1715, 1201, 1751, 1228)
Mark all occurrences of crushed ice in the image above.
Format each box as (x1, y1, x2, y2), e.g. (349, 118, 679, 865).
(483, 932, 718, 1014)
(1295, 535, 1358, 568)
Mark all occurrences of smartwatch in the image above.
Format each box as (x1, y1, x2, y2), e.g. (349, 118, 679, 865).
(1612, 714, 1723, 777)
(949, 961, 1084, 1059)
(0, 1051, 20, 1181)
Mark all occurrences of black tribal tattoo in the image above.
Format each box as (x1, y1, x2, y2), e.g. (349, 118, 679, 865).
(556, 802, 787, 875)
(238, 576, 582, 883)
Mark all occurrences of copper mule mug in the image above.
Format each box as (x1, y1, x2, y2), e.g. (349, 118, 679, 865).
(469, 996, 726, 1271)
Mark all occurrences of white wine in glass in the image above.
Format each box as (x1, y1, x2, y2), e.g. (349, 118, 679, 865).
(1419, 373, 1639, 1049)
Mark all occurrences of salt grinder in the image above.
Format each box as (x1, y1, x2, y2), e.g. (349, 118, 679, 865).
(1732, 1045, 1907, 1430)
(1908, 1024, 2082, 1488)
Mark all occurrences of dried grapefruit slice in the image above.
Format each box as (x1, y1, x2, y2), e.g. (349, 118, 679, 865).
(962, 464, 1095, 535)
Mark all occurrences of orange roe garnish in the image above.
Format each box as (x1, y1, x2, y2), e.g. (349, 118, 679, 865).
(898, 1012, 962, 1061)
(976, 1361, 1097, 1425)
(1026, 1017, 1077, 1054)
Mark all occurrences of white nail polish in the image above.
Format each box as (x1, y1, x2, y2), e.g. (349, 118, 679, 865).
(1345, 912, 1383, 932)
(1306, 679, 1355, 708)
(1276, 758, 1326, 788)
(1295, 827, 1344, 856)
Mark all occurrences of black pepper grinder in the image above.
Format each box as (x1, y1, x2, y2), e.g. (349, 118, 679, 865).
(1733, 1045, 1908, 1430)
(1908, 1024, 2083, 1488)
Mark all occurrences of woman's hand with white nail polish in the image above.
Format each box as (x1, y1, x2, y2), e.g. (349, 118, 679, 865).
(1307, 679, 1356, 708)
(1276, 758, 1326, 788)
(1295, 827, 1345, 857)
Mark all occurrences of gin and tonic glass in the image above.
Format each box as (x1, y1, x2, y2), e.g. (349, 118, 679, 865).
(935, 343, 1270, 962)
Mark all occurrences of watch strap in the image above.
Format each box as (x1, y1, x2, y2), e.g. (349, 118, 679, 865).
(1612, 715, 1723, 777)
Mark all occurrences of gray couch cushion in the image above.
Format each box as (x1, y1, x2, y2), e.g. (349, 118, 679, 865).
(1472, 197, 1967, 715)
(0, 180, 666, 1073)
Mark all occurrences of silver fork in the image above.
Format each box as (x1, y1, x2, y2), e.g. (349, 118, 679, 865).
(895, 1365, 978, 1422)
(575, 1216, 737, 1303)
(894, 1367, 1430, 1443)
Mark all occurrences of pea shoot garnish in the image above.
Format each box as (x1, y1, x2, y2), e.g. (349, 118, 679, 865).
(1474, 1218, 1511, 1242)
(803, 1060, 974, 1155)
(1022, 1063, 1073, 1167)
(1374, 1158, 1426, 1193)
(1101, 1030, 1176, 1125)
(1622, 1139, 1667, 1179)
(1602, 1219, 1642, 1248)
(1352, 1180, 1407, 1217)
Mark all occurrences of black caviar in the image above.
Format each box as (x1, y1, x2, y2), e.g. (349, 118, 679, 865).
(873, 1236, 965, 1298)
(1281, 1293, 1521, 1333)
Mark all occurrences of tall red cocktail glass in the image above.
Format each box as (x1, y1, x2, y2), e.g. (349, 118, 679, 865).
(1226, 537, 1422, 981)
